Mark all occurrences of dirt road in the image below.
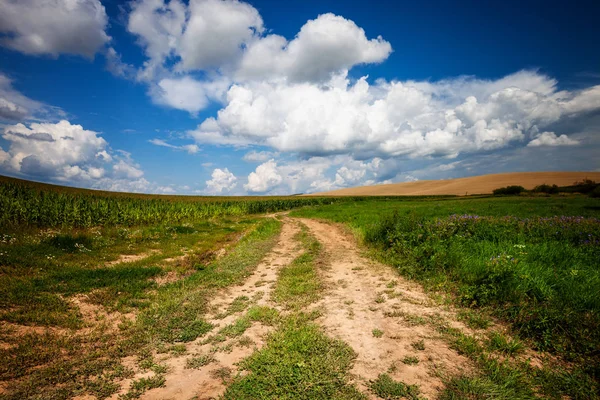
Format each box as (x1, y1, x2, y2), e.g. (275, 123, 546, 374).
(126, 217, 473, 400)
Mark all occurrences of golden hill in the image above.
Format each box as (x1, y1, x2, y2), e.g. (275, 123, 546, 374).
(309, 171, 600, 196)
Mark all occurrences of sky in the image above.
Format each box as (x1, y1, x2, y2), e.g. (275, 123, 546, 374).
(0, 0, 599, 195)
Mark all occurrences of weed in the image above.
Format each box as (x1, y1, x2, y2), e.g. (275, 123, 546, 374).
(487, 331, 524, 355)
(186, 354, 216, 369)
(246, 305, 279, 325)
(223, 317, 364, 399)
(402, 356, 420, 365)
(237, 336, 254, 348)
(119, 375, 166, 400)
(457, 309, 491, 330)
(219, 317, 251, 338)
(411, 339, 425, 351)
(369, 373, 422, 399)
(372, 329, 384, 338)
(210, 366, 233, 384)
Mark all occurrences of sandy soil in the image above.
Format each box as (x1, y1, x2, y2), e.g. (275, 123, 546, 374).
(120, 217, 483, 400)
(300, 218, 473, 399)
(111, 219, 304, 400)
(307, 171, 600, 196)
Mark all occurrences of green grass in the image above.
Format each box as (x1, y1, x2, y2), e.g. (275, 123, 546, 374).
(0, 218, 282, 399)
(223, 316, 365, 400)
(186, 354, 216, 369)
(222, 222, 364, 399)
(369, 373, 422, 399)
(273, 226, 322, 310)
(401, 356, 419, 365)
(291, 196, 600, 394)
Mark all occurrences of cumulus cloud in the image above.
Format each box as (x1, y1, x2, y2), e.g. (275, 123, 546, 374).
(127, 0, 262, 79)
(0, 0, 110, 58)
(527, 132, 580, 147)
(0, 120, 154, 193)
(151, 76, 230, 114)
(205, 168, 237, 194)
(177, 0, 263, 71)
(237, 13, 392, 83)
(244, 159, 282, 193)
(1, 120, 108, 178)
(126, 0, 390, 112)
(149, 138, 200, 154)
(191, 71, 595, 161)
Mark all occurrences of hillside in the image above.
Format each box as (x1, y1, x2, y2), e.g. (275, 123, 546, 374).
(309, 171, 600, 196)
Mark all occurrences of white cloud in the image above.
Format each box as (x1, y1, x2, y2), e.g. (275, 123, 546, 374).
(527, 132, 579, 147)
(149, 138, 200, 154)
(244, 159, 282, 193)
(334, 166, 366, 186)
(152, 76, 230, 114)
(242, 150, 279, 162)
(237, 13, 392, 83)
(0, 0, 110, 58)
(105, 47, 136, 79)
(190, 71, 600, 160)
(0, 120, 155, 192)
(126, 1, 391, 113)
(206, 168, 237, 194)
(1, 120, 108, 178)
(177, 0, 263, 71)
(112, 159, 144, 179)
(127, 0, 262, 79)
(0, 73, 45, 121)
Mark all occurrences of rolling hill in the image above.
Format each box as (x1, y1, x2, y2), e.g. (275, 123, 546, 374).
(309, 171, 600, 196)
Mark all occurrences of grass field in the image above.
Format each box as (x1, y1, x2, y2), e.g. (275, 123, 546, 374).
(291, 195, 600, 397)
(1, 176, 599, 399)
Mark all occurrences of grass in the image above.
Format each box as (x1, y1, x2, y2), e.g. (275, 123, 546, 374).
(402, 356, 419, 365)
(186, 354, 216, 369)
(223, 316, 365, 400)
(372, 329, 384, 338)
(0, 217, 282, 399)
(273, 225, 322, 310)
(369, 373, 422, 399)
(487, 332, 524, 356)
(223, 222, 365, 399)
(291, 195, 600, 394)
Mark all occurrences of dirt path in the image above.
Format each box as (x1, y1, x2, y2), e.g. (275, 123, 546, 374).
(120, 217, 473, 400)
(111, 219, 303, 400)
(299, 218, 473, 399)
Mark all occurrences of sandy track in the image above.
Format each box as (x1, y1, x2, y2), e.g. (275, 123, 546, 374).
(118, 217, 474, 399)
(111, 219, 303, 400)
(299, 218, 472, 399)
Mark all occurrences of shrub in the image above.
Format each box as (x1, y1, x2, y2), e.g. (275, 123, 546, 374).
(493, 186, 526, 195)
(533, 184, 559, 194)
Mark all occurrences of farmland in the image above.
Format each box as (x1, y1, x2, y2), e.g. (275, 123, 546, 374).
(1, 177, 599, 399)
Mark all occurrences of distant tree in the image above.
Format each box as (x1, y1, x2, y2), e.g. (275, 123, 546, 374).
(533, 184, 559, 194)
(493, 185, 526, 195)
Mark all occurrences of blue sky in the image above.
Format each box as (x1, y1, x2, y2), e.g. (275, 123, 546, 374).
(0, 0, 599, 195)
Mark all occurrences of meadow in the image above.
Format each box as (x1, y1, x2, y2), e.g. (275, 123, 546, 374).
(1, 175, 599, 399)
(291, 195, 600, 396)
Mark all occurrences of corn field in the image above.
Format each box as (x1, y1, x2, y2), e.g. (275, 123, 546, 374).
(0, 179, 345, 228)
